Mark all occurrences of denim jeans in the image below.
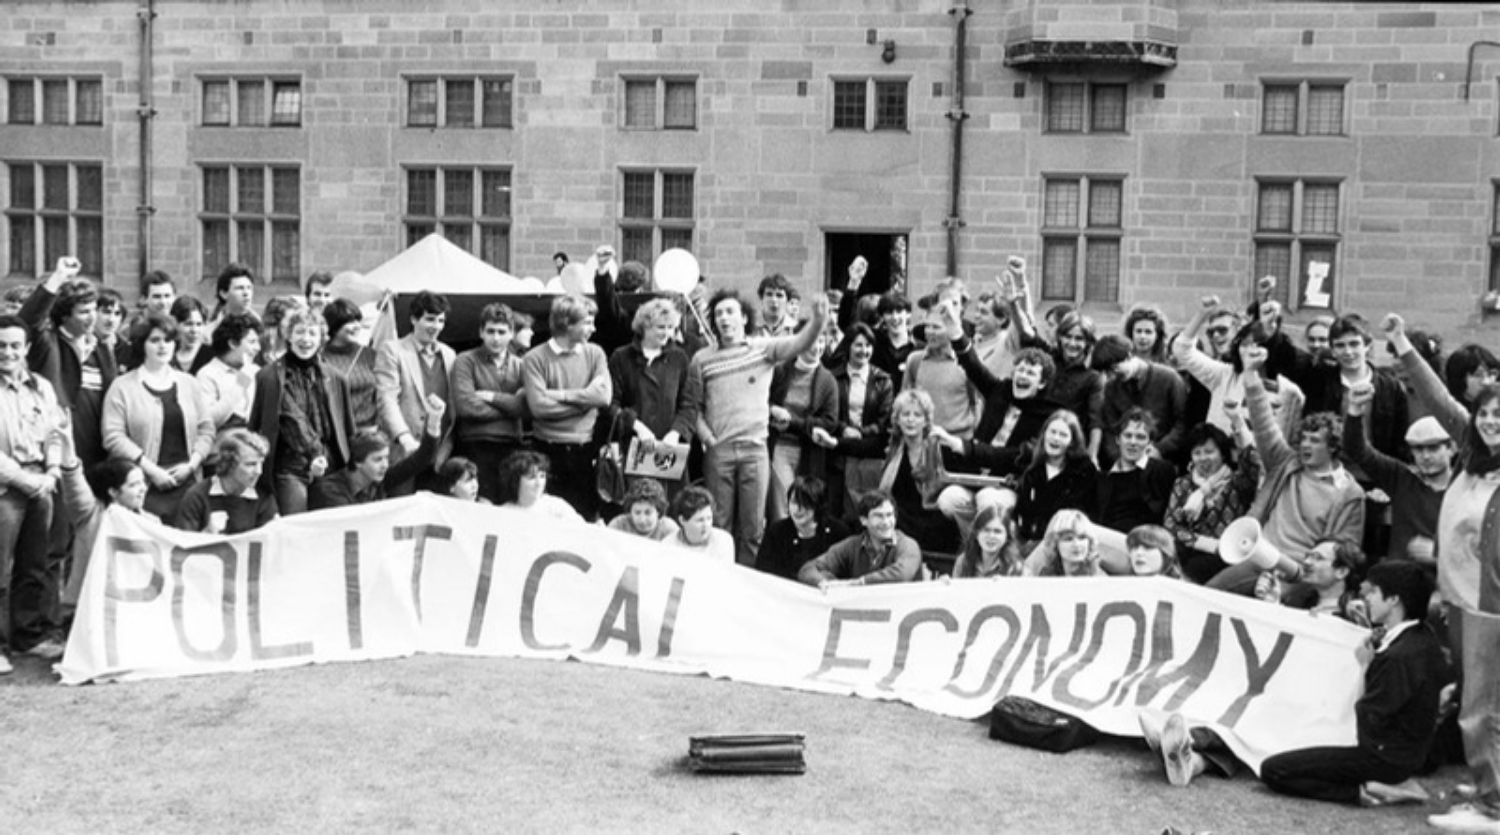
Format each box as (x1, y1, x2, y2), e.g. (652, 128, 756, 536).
(0, 487, 55, 653)
(704, 440, 769, 566)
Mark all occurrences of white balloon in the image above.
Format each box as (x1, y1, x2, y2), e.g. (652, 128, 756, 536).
(654, 248, 700, 295)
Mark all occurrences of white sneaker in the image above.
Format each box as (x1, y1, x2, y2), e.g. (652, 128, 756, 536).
(1160, 713, 1196, 788)
(0, 654, 12, 675)
(1428, 803, 1500, 833)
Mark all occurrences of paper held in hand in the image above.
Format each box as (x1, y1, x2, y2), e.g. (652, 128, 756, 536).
(625, 439, 690, 481)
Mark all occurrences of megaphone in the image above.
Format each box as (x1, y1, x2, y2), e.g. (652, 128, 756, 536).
(1218, 518, 1282, 570)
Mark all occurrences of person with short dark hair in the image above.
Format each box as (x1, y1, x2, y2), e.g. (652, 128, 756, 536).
(94, 287, 128, 370)
(495, 449, 582, 522)
(453, 303, 526, 503)
(755, 273, 796, 337)
(304, 270, 334, 314)
(212, 262, 255, 321)
(798, 489, 920, 588)
(19, 260, 118, 465)
(102, 314, 215, 519)
(138, 270, 176, 317)
(170, 295, 214, 374)
(172, 428, 277, 534)
(1255, 537, 1366, 620)
(817, 322, 894, 517)
(1092, 333, 1188, 466)
(196, 311, 261, 430)
(320, 298, 379, 430)
(1153, 560, 1449, 808)
(552, 251, 569, 274)
(1096, 407, 1177, 537)
(872, 291, 916, 384)
(1445, 343, 1500, 415)
(433, 456, 481, 502)
(1292, 313, 1409, 465)
(375, 290, 455, 494)
(308, 407, 442, 512)
(608, 478, 678, 541)
(1164, 420, 1261, 584)
(664, 485, 734, 561)
(756, 475, 850, 580)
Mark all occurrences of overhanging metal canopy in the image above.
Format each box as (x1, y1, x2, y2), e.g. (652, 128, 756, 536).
(1004, 39, 1177, 68)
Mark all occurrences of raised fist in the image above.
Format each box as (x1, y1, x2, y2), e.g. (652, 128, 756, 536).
(56, 256, 82, 278)
(1380, 313, 1404, 337)
(1201, 295, 1221, 310)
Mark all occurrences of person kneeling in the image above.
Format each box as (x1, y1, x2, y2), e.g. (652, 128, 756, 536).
(172, 428, 278, 534)
(1149, 560, 1449, 807)
(798, 490, 921, 590)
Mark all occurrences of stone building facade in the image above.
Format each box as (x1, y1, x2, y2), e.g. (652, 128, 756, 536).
(2, 0, 1498, 344)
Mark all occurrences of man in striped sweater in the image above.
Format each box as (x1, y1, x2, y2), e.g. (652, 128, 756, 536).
(689, 287, 828, 565)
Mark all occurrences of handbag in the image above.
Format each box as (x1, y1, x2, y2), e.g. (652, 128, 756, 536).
(595, 412, 628, 504)
(988, 696, 1099, 753)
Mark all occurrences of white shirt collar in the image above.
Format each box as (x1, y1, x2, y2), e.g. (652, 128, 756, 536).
(209, 477, 258, 499)
(1377, 620, 1417, 654)
(548, 338, 578, 356)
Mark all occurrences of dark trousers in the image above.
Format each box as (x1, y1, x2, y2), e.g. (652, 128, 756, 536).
(533, 438, 599, 521)
(455, 437, 522, 505)
(1260, 745, 1410, 805)
(0, 488, 56, 653)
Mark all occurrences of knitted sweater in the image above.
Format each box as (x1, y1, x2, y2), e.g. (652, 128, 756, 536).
(689, 333, 806, 446)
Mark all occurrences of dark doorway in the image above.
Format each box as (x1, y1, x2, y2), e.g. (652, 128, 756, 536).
(825, 231, 908, 297)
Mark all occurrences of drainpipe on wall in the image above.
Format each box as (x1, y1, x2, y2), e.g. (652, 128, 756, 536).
(945, 1, 972, 279)
(136, 0, 156, 281)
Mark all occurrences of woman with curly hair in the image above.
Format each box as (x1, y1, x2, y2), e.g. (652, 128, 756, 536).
(1124, 305, 1169, 365)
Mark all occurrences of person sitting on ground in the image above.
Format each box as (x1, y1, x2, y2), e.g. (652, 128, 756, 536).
(172, 428, 278, 535)
(798, 489, 921, 589)
(756, 475, 850, 581)
(52, 411, 157, 625)
(1011, 408, 1099, 549)
(307, 395, 444, 511)
(1126, 524, 1182, 579)
(432, 456, 483, 502)
(1147, 560, 1449, 810)
(493, 449, 582, 523)
(1095, 407, 1178, 537)
(1345, 386, 1454, 566)
(608, 478, 679, 542)
(1022, 509, 1106, 578)
(664, 485, 735, 562)
(952, 504, 1024, 579)
(1164, 420, 1261, 585)
(1206, 342, 1365, 596)
(1254, 537, 1366, 622)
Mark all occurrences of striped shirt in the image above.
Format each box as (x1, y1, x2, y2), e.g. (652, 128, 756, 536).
(690, 335, 803, 446)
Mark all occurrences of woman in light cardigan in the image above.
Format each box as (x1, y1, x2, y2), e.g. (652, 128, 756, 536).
(102, 313, 215, 519)
(1385, 313, 1500, 831)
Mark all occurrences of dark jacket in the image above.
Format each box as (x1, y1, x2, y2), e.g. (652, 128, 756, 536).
(830, 363, 893, 459)
(1014, 457, 1100, 542)
(768, 360, 839, 477)
(756, 515, 851, 581)
(249, 355, 356, 489)
(606, 341, 698, 443)
(308, 432, 436, 511)
(20, 284, 118, 462)
(1357, 624, 1451, 771)
(949, 333, 1061, 473)
(1097, 457, 1178, 533)
(1296, 355, 1410, 463)
(1100, 361, 1188, 464)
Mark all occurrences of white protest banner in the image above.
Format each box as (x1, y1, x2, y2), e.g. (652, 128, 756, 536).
(60, 497, 1367, 771)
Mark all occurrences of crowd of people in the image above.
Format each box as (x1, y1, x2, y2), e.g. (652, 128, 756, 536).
(0, 246, 1496, 830)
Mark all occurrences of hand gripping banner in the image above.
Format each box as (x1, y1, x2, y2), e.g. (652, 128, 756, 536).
(60, 496, 1367, 771)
